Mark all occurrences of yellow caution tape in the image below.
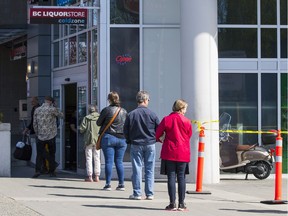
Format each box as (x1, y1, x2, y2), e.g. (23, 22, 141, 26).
(191, 120, 288, 134)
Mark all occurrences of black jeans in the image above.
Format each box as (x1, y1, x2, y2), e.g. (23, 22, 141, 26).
(166, 160, 187, 204)
(35, 137, 56, 173)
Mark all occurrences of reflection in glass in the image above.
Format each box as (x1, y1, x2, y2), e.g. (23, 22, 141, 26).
(218, 0, 257, 24)
(219, 74, 258, 144)
(92, 29, 98, 106)
(78, 33, 87, 63)
(261, 74, 277, 131)
(77, 86, 87, 170)
(70, 25, 77, 35)
(64, 39, 69, 66)
(143, 0, 180, 24)
(281, 73, 288, 151)
(53, 24, 59, 40)
(280, 0, 288, 25)
(218, 28, 257, 58)
(69, 36, 77, 64)
(110, 0, 139, 24)
(261, 0, 277, 25)
(281, 29, 287, 58)
(261, 28, 277, 58)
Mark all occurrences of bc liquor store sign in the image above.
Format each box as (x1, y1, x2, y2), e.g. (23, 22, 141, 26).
(29, 7, 88, 24)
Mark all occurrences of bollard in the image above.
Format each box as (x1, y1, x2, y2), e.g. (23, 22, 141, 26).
(261, 130, 287, 204)
(187, 126, 211, 194)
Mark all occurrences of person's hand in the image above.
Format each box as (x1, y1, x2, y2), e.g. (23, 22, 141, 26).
(22, 128, 29, 135)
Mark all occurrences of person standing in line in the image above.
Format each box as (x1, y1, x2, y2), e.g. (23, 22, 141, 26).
(124, 91, 160, 200)
(33, 96, 63, 178)
(80, 105, 101, 182)
(97, 91, 128, 191)
(155, 99, 192, 211)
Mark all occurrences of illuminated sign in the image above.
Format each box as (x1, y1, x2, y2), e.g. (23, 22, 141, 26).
(116, 54, 132, 65)
(29, 8, 87, 24)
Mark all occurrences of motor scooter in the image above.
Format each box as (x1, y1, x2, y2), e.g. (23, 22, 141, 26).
(219, 112, 276, 180)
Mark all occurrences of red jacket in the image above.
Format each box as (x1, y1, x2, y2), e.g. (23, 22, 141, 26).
(156, 112, 192, 162)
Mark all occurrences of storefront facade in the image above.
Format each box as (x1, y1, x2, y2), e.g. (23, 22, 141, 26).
(48, 0, 287, 182)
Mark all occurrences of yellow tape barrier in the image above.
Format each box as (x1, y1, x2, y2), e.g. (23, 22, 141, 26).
(191, 120, 288, 134)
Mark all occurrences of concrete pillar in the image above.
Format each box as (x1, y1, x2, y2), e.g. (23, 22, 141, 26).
(0, 123, 11, 177)
(181, 0, 219, 184)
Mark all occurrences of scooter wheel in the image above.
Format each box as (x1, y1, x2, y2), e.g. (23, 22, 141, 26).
(253, 161, 271, 180)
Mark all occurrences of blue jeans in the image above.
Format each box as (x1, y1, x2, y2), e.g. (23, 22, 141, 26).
(101, 133, 127, 185)
(130, 144, 155, 197)
(166, 160, 187, 204)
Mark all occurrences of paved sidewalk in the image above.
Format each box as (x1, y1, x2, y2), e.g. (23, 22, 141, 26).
(0, 165, 287, 216)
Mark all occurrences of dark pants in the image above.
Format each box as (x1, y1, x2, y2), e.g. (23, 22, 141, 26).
(36, 137, 56, 173)
(166, 160, 187, 204)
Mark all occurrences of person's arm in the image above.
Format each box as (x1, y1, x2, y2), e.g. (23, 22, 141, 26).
(79, 117, 87, 134)
(155, 118, 165, 142)
(33, 111, 38, 135)
(70, 123, 77, 133)
(123, 117, 130, 143)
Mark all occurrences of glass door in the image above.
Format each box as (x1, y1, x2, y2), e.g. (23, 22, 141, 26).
(77, 85, 87, 172)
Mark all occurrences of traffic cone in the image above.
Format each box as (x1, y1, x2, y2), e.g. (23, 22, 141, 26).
(187, 126, 211, 194)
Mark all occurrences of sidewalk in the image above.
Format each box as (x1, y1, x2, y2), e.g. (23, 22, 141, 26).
(0, 165, 287, 216)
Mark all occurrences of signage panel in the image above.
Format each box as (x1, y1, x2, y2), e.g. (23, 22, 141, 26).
(29, 8, 88, 24)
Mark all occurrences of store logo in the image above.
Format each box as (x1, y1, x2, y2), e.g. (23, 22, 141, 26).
(116, 54, 132, 65)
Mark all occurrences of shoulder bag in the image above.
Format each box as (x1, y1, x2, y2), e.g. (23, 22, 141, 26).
(96, 107, 121, 150)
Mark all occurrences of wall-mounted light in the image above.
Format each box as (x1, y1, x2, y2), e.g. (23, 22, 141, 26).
(27, 61, 35, 74)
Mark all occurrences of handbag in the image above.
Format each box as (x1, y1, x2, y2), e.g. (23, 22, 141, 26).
(13, 134, 32, 161)
(96, 107, 121, 150)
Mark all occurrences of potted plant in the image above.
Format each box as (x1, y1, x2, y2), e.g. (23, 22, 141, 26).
(0, 112, 3, 123)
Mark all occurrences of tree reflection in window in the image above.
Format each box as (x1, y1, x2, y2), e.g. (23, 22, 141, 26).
(69, 36, 77, 64)
(78, 33, 87, 63)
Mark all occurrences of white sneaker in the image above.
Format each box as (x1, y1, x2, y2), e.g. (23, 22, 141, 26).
(129, 194, 141, 200)
(146, 195, 154, 200)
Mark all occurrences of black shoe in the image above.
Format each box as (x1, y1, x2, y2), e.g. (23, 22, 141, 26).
(32, 172, 41, 178)
(49, 172, 56, 177)
(178, 203, 187, 211)
(102, 184, 111, 191)
(165, 203, 177, 211)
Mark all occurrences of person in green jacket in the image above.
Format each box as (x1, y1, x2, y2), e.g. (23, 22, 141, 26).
(80, 105, 101, 182)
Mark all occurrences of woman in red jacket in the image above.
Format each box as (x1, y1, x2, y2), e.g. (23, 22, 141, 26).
(156, 99, 192, 211)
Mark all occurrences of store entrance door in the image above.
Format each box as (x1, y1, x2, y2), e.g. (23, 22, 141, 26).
(64, 83, 77, 171)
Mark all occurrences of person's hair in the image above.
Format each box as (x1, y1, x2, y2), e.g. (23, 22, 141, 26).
(172, 99, 188, 112)
(107, 91, 120, 106)
(45, 96, 54, 102)
(88, 104, 97, 113)
(32, 97, 38, 102)
(136, 91, 150, 103)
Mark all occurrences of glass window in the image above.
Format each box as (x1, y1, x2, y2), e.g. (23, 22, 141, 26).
(261, 28, 277, 58)
(64, 39, 69, 66)
(110, 0, 139, 24)
(77, 86, 87, 170)
(91, 29, 98, 106)
(219, 74, 258, 144)
(69, 36, 77, 65)
(261, 0, 277, 25)
(218, 28, 257, 58)
(261, 74, 277, 131)
(143, 0, 180, 24)
(53, 42, 59, 68)
(78, 33, 87, 63)
(218, 0, 257, 24)
(281, 73, 288, 151)
(281, 28, 288, 58)
(110, 28, 139, 111)
(280, 0, 288, 25)
(110, 28, 139, 162)
(70, 25, 77, 35)
(143, 28, 181, 118)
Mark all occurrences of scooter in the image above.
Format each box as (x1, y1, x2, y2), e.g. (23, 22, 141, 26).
(219, 112, 276, 180)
